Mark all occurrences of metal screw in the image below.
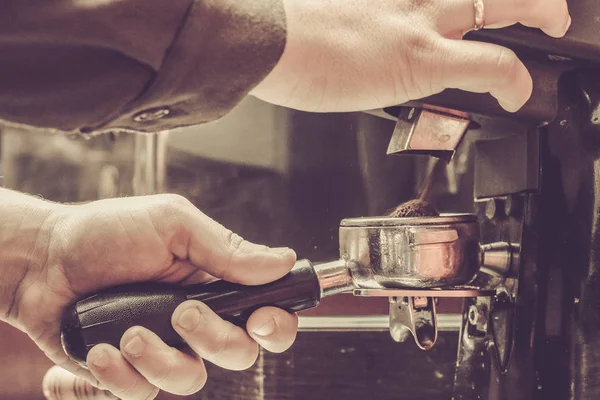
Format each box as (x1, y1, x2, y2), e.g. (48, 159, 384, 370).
(133, 107, 171, 123)
(414, 297, 428, 308)
(468, 305, 488, 327)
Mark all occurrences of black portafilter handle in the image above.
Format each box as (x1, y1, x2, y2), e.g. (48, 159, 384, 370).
(61, 259, 322, 366)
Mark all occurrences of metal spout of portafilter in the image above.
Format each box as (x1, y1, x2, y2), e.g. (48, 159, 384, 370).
(386, 106, 472, 160)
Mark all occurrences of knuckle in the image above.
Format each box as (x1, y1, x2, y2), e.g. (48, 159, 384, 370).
(513, 0, 530, 13)
(165, 194, 193, 212)
(153, 193, 192, 213)
(405, 0, 429, 11)
(151, 354, 176, 388)
(225, 230, 245, 254)
(402, 31, 441, 98)
(167, 193, 192, 207)
(146, 194, 194, 231)
(405, 29, 437, 54)
(404, 0, 438, 16)
(495, 48, 520, 84)
(221, 229, 246, 278)
(204, 327, 232, 358)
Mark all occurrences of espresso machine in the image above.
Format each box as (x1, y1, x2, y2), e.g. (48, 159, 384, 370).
(373, 1, 600, 397)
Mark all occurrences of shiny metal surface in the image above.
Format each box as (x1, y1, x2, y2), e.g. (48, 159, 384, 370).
(389, 296, 438, 350)
(480, 242, 513, 277)
(297, 314, 462, 331)
(467, 302, 489, 333)
(340, 214, 477, 227)
(313, 260, 355, 298)
(353, 288, 491, 297)
(386, 107, 471, 160)
(339, 214, 480, 288)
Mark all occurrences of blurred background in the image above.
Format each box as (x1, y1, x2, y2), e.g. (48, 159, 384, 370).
(0, 98, 473, 399)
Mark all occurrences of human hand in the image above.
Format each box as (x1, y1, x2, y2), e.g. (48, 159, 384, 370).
(252, 0, 571, 113)
(5, 194, 298, 399)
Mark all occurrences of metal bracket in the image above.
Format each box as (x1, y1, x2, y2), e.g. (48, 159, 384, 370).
(386, 106, 471, 160)
(389, 296, 438, 350)
(354, 287, 494, 352)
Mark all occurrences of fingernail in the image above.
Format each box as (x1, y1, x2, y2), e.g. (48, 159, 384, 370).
(91, 350, 110, 370)
(271, 247, 292, 256)
(123, 335, 145, 358)
(253, 318, 277, 337)
(565, 15, 572, 33)
(177, 307, 201, 331)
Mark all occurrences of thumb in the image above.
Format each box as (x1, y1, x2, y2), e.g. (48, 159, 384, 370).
(169, 198, 297, 286)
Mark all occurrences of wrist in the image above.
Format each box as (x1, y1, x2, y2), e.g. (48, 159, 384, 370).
(0, 189, 65, 323)
(250, 0, 305, 104)
(251, 0, 350, 111)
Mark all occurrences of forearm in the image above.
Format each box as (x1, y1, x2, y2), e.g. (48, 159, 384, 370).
(0, 0, 287, 134)
(0, 188, 61, 321)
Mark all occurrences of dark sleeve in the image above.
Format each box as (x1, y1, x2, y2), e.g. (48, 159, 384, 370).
(0, 0, 287, 134)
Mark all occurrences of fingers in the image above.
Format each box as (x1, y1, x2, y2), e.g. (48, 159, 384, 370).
(437, 38, 533, 112)
(53, 301, 296, 400)
(87, 344, 159, 400)
(84, 301, 297, 399)
(247, 306, 298, 354)
(118, 327, 208, 396)
(440, 0, 570, 38)
(88, 328, 209, 398)
(171, 301, 297, 364)
(43, 366, 117, 400)
(172, 300, 259, 370)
